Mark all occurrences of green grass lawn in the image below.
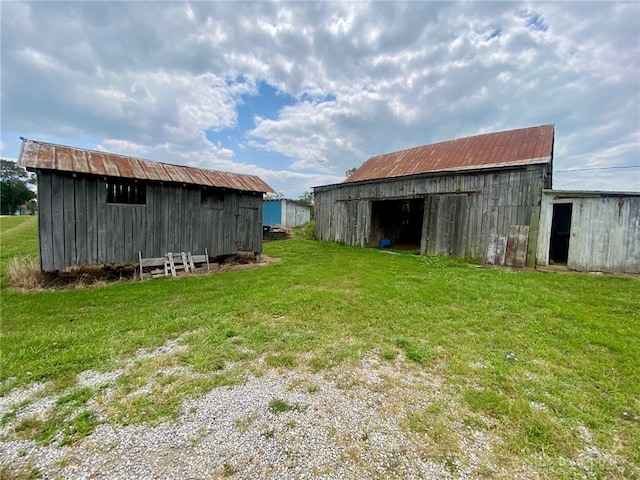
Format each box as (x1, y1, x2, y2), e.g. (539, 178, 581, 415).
(1, 216, 639, 477)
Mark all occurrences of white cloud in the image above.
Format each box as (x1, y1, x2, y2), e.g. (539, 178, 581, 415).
(1, 1, 638, 196)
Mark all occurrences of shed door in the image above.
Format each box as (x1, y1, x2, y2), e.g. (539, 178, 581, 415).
(236, 205, 258, 252)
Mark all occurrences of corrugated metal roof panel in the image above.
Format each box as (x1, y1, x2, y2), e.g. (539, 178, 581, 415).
(17, 139, 275, 193)
(346, 125, 554, 183)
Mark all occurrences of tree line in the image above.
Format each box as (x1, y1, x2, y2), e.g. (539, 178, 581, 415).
(1, 159, 37, 215)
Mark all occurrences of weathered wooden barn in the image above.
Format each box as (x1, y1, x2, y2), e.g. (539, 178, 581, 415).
(18, 139, 275, 272)
(314, 125, 554, 267)
(536, 190, 640, 273)
(263, 199, 311, 228)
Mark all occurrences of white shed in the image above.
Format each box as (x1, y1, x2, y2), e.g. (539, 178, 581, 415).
(536, 190, 640, 273)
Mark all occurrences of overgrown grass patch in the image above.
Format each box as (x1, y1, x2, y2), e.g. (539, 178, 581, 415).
(1, 216, 639, 475)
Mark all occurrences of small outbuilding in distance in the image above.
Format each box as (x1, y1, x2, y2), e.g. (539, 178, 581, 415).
(18, 138, 275, 273)
(263, 198, 311, 228)
(314, 125, 555, 267)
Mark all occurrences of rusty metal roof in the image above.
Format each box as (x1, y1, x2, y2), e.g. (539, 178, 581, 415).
(345, 125, 554, 183)
(17, 138, 275, 193)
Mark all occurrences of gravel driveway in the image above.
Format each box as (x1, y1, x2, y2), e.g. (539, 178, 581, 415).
(0, 339, 619, 479)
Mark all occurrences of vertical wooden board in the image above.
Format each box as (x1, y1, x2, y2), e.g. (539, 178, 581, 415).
(217, 206, 225, 255)
(74, 177, 88, 266)
(623, 199, 640, 273)
(438, 197, 449, 255)
(37, 173, 55, 271)
(420, 197, 431, 254)
(112, 206, 122, 263)
(160, 185, 171, 254)
(225, 193, 235, 253)
(334, 202, 346, 243)
(186, 189, 196, 251)
(85, 179, 98, 264)
(357, 199, 369, 246)
(455, 195, 470, 257)
(105, 206, 115, 263)
(154, 186, 163, 255)
(130, 206, 143, 262)
(142, 184, 154, 257)
(62, 176, 77, 267)
(445, 197, 457, 255)
(567, 200, 585, 271)
(215, 206, 223, 255)
(174, 187, 183, 252)
(486, 234, 498, 264)
(506, 172, 516, 208)
(347, 201, 358, 246)
(526, 206, 540, 268)
(123, 206, 134, 261)
(50, 176, 65, 270)
(96, 179, 107, 264)
(427, 195, 439, 255)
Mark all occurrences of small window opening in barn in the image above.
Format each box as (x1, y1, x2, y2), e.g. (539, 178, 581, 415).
(549, 203, 572, 264)
(371, 199, 424, 248)
(201, 190, 224, 209)
(106, 179, 146, 205)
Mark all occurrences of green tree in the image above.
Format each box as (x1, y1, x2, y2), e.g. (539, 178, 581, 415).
(1, 159, 36, 215)
(265, 191, 285, 200)
(345, 167, 357, 177)
(297, 191, 313, 206)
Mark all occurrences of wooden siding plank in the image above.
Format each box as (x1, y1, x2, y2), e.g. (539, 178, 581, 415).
(74, 176, 88, 266)
(623, 198, 640, 273)
(123, 206, 133, 261)
(96, 178, 107, 264)
(51, 175, 65, 270)
(38, 173, 55, 271)
(526, 206, 540, 268)
(86, 179, 98, 265)
(160, 185, 171, 254)
(62, 175, 76, 267)
(142, 184, 154, 257)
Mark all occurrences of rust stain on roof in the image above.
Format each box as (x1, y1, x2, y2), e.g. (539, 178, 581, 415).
(345, 125, 554, 183)
(17, 139, 275, 194)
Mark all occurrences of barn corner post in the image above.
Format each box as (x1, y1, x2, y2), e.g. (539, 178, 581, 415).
(17, 138, 275, 273)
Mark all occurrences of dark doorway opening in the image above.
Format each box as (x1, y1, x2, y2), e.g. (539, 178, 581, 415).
(371, 199, 424, 248)
(549, 203, 572, 264)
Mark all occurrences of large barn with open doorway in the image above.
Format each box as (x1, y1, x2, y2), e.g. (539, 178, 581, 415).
(18, 138, 275, 273)
(314, 125, 554, 268)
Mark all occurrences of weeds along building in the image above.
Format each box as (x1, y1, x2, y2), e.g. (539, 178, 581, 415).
(18, 138, 274, 272)
(314, 125, 554, 268)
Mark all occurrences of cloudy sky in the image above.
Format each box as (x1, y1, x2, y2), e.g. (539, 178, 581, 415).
(1, 1, 638, 197)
